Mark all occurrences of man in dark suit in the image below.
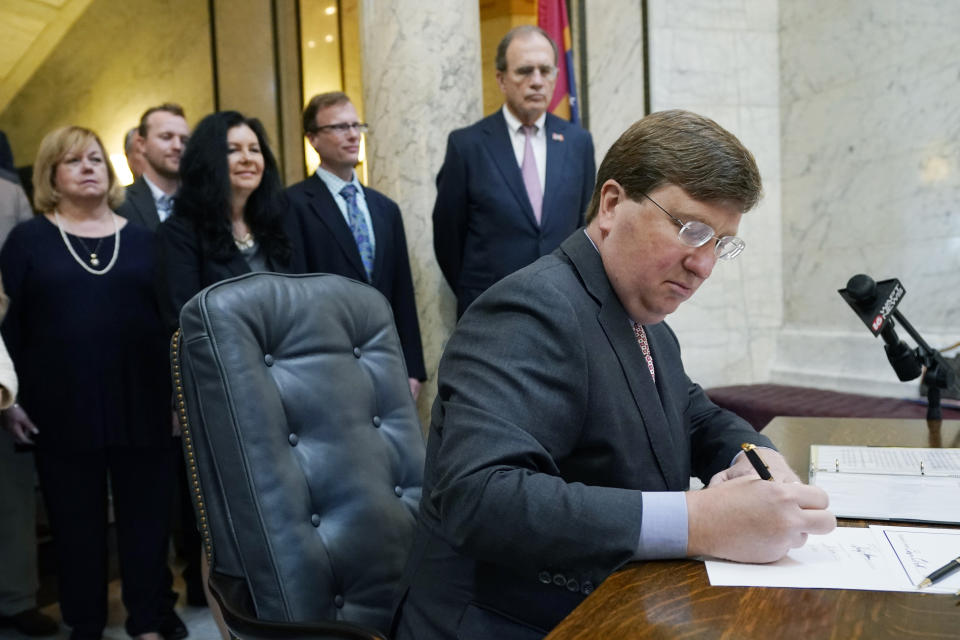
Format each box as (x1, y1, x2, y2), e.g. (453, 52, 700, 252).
(116, 104, 189, 230)
(433, 25, 596, 318)
(286, 92, 426, 398)
(393, 111, 836, 640)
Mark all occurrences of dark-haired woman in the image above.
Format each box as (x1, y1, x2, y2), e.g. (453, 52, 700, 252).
(156, 111, 301, 333)
(155, 113, 299, 635)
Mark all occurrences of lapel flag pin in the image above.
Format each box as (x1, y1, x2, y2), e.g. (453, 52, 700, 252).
(552, 132, 564, 142)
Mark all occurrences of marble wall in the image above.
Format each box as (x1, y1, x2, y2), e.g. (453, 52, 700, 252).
(642, 0, 783, 389)
(584, 0, 646, 163)
(0, 0, 214, 174)
(359, 0, 483, 425)
(776, 0, 960, 396)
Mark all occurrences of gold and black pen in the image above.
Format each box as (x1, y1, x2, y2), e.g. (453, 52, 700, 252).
(741, 443, 773, 481)
(917, 556, 960, 589)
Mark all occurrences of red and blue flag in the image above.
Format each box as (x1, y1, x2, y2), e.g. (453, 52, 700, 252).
(538, 0, 579, 124)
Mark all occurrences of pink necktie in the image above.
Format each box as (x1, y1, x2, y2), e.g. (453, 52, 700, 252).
(520, 125, 543, 224)
(633, 323, 656, 382)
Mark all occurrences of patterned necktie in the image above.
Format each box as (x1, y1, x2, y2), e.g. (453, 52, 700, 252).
(520, 125, 543, 224)
(339, 184, 374, 281)
(156, 194, 173, 222)
(632, 322, 656, 382)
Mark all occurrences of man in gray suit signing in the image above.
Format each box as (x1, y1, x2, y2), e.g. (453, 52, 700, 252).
(116, 103, 189, 230)
(393, 110, 836, 640)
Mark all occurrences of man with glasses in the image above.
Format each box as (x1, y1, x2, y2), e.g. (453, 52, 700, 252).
(392, 110, 835, 640)
(286, 92, 426, 398)
(432, 25, 596, 318)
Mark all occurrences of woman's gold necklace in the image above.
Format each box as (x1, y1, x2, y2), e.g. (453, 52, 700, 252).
(53, 210, 120, 275)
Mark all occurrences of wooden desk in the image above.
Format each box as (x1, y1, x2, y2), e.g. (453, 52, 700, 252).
(545, 417, 960, 640)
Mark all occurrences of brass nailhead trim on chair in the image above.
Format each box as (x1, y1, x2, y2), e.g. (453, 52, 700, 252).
(170, 329, 215, 562)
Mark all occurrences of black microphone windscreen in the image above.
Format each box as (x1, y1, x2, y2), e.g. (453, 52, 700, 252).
(846, 274, 876, 303)
(838, 276, 905, 336)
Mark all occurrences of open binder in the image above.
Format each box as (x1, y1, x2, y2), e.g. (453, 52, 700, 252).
(809, 445, 960, 524)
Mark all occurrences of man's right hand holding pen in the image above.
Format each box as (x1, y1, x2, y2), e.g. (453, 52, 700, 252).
(685, 446, 837, 564)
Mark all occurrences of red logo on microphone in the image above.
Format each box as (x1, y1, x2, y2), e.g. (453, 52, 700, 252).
(871, 314, 884, 332)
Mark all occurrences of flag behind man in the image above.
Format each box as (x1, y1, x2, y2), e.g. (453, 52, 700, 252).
(538, 0, 579, 123)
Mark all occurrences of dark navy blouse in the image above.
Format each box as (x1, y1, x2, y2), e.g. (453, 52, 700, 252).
(0, 215, 171, 450)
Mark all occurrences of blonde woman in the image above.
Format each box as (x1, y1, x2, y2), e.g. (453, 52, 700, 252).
(0, 127, 175, 640)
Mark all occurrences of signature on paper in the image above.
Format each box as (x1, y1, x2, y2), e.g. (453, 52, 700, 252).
(896, 535, 930, 571)
(850, 543, 880, 564)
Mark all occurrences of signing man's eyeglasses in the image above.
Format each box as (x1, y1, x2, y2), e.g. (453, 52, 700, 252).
(643, 193, 745, 260)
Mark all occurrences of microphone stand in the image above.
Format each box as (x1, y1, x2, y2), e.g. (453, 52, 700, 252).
(890, 309, 953, 443)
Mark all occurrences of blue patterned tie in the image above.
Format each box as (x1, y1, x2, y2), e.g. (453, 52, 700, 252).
(156, 194, 173, 221)
(340, 184, 374, 281)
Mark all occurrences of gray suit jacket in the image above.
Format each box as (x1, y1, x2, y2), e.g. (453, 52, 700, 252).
(116, 176, 161, 231)
(393, 229, 771, 639)
(0, 177, 33, 247)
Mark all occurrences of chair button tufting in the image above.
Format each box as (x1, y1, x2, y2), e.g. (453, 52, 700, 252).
(334, 594, 344, 608)
(394, 486, 403, 497)
(553, 573, 566, 587)
(372, 415, 381, 427)
(311, 514, 320, 527)
(565, 578, 580, 592)
(353, 347, 361, 358)
(538, 571, 552, 584)
(288, 433, 299, 446)
(264, 354, 274, 366)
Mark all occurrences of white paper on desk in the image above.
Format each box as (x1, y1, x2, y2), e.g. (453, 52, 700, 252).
(813, 472, 960, 524)
(705, 526, 959, 594)
(873, 525, 960, 593)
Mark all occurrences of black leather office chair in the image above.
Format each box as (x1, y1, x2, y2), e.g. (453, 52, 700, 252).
(171, 273, 425, 639)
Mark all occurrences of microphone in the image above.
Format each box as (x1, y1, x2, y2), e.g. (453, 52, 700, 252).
(838, 274, 922, 381)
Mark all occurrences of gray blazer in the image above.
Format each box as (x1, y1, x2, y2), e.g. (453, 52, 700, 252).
(0, 177, 32, 247)
(393, 229, 772, 640)
(0, 178, 22, 408)
(116, 176, 161, 231)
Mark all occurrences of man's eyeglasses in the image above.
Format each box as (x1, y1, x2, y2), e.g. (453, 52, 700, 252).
(313, 122, 369, 135)
(642, 193, 745, 260)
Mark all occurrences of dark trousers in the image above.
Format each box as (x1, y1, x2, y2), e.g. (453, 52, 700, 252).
(163, 445, 202, 608)
(36, 445, 174, 638)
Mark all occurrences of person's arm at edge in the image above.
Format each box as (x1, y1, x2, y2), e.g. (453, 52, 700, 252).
(0, 229, 37, 444)
(432, 132, 468, 293)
